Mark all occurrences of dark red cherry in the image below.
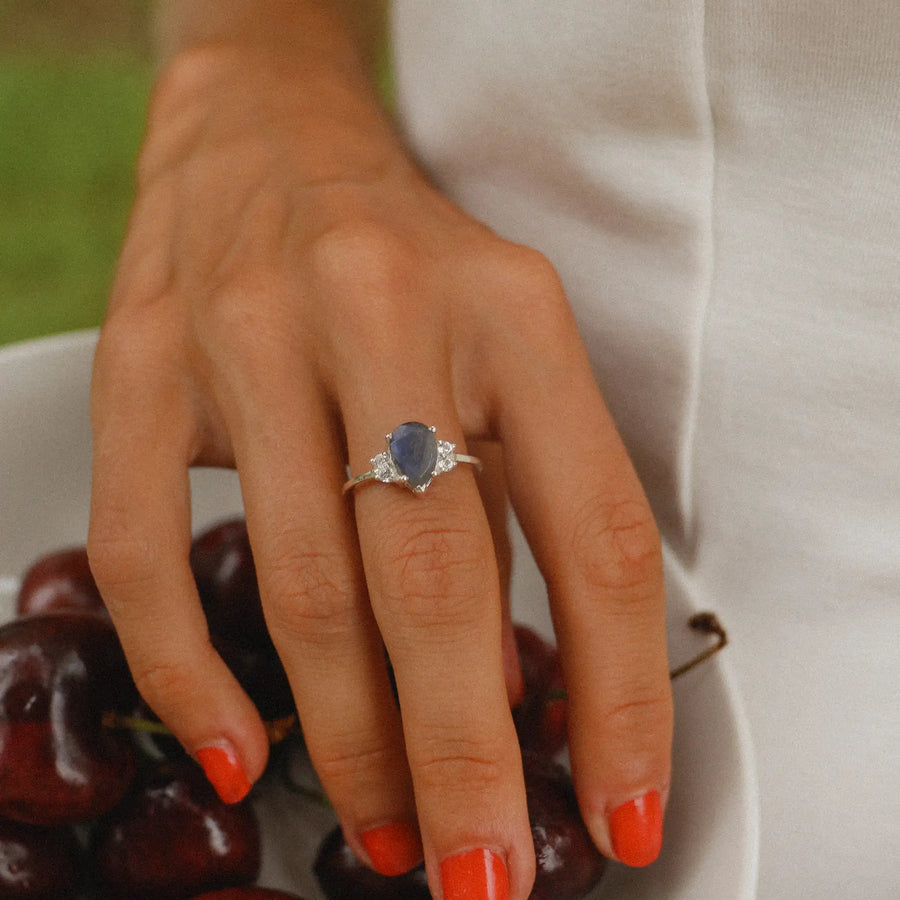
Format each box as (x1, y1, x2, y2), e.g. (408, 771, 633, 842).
(190, 519, 269, 650)
(189, 520, 294, 720)
(134, 632, 295, 760)
(512, 625, 568, 757)
(93, 759, 261, 900)
(0, 817, 82, 898)
(191, 890, 309, 899)
(523, 752, 607, 899)
(0, 613, 137, 825)
(314, 753, 607, 899)
(211, 632, 295, 721)
(314, 826, 430, 899)
(15, 547, 106, 618)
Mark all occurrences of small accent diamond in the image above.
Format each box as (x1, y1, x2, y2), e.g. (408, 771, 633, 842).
(435, 440, 457, 474)
(372, 452, 397, 483)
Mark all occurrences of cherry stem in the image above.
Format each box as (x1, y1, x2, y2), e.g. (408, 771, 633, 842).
(101, 712, 173, 735)
(103, 611, 727, 805)
(668, 612, 728, 680)
(102, 711, 298, 746)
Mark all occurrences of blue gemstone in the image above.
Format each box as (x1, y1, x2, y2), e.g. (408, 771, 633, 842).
(389, 422, 438, 490)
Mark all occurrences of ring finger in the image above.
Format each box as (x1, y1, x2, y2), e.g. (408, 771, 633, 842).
(341, 394, 534, 898)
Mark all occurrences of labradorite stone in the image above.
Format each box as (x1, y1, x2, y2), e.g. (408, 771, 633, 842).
(389, 422, 438, 490)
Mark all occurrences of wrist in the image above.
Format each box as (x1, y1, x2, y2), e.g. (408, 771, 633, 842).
(141, 39, 402, 190)
(154, 0, 384, 72)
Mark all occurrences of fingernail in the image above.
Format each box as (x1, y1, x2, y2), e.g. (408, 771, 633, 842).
(360, 821, 422, 876)
(609, 790, 663, 867)
(195, 743, 251, 804)
(441, 848, 508, 900)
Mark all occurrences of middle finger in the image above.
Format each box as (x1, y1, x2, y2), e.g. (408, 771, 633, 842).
(209, 329, 420, 875)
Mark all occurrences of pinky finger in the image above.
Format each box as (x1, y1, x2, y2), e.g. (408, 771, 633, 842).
(88, 378, 268, 802)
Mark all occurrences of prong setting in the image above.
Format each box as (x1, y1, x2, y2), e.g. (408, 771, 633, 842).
(343, 423, 480, 494)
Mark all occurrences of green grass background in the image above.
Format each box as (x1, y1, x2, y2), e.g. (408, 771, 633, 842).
(0, 2, 153, 347)
(0, 2, 392, 349)
(0, 55, 152, 346)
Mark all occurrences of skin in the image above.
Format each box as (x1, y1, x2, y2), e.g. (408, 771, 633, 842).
(86, 2, 673, 897)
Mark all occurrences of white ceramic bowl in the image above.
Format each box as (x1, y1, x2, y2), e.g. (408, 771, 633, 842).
(0, 330, 758, 898)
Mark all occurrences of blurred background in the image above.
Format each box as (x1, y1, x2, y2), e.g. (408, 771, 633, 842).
(0, 1, 153, 347)
(0, 2, 392, 350)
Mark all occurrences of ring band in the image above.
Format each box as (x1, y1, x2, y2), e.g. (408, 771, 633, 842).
(343, 421, 482, 494)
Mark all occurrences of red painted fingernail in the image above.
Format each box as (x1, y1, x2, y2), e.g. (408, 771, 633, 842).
(441, 848, 508, 900)
(609, 790, 663, 866)
(360, 821, 422, 876)
(195, 744, 251, 804)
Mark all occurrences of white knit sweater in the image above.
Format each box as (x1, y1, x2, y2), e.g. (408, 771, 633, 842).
(391, 3, 900, 896)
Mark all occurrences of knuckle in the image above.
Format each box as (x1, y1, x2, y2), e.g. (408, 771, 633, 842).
(86, 530, 159, 598)
(310, 219, 406, 276)
(376, 513, 492, 624)
(491, 243, 564, 308)
(414, 735, 507, 795)
(308, 221, 414, 313)
(261, 544, 357, 644)
(130, 656, 198, 708)
(313, 737, 395, 787)
(500, 243, 562, 292)
(597, 689, 674, 738)
(567, 496, 663, 599)
(478, 242, 576, 351)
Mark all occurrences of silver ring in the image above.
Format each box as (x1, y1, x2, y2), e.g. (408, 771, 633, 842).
(343, 421, 482, 494)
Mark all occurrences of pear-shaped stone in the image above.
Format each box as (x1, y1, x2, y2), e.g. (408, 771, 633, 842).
(389, 422, 438, 491)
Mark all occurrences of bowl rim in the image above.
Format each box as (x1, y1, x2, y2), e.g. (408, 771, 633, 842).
(0, 327, 760, 897)
(0, 326, 100, 362)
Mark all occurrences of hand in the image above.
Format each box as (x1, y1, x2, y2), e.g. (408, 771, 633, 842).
(87, 38, 672, 898)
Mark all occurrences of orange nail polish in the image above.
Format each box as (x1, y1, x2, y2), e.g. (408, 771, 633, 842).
(195, 744, 251, 804)
(609, 791, 663, 867)
(360, 821, 422, 876)
(441, 848, 508, 900)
